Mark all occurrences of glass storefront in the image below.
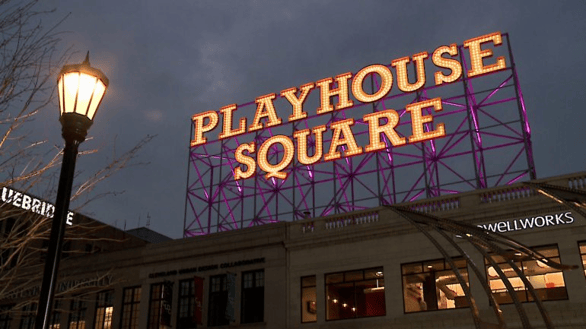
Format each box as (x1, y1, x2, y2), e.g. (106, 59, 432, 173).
(485, 245, 567, 304)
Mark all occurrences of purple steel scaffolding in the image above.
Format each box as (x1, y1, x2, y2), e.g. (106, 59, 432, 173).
(184, 32, 535, 237)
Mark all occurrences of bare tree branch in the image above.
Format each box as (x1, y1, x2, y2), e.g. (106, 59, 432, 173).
(0, 0, 153, 316)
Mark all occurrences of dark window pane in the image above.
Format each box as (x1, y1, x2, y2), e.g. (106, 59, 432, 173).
(241, 270, 264, 324)
(579, 241, 586, 276)
(121, 287, 141, 329)
(19, 303, 37, 329)
(208, 275, 228, 326)
(177, 278, 202, 329)
(0, 305, 13, 329)
(67, 299, 87, 329)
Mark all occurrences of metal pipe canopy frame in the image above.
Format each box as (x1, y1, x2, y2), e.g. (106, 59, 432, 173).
(184, 33, 536, 237)
(387, 183, 585, 329)
(388, 202, 579, 329)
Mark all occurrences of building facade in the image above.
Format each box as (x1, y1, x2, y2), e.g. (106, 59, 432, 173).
(1, 172, 586, 329)
(0, 188, 153, 329)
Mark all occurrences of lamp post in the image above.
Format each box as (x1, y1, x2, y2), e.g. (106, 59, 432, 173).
(35, 53, 109, 329)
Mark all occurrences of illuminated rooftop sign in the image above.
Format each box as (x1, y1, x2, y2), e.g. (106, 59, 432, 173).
(185, 31, 535, 236)
(191, 32, 507, 181)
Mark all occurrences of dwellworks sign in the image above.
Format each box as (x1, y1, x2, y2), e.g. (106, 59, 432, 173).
(478, 211, 574, 233)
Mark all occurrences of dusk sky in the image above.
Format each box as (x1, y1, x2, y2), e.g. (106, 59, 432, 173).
(34, 1, 586, 239)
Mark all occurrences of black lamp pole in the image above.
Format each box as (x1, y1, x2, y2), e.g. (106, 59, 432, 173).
(35, 54, 108, 329)
(35, 129, 83, 329)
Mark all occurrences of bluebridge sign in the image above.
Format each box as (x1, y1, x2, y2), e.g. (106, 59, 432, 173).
(1, 187, 74, 225)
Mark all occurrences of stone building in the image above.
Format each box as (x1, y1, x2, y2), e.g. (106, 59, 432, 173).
(1, 172, 585, 329)
(0, 188, 154, 328)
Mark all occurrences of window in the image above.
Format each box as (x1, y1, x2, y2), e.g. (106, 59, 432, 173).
(485, 245, 567, 304)
(241, 270, 264, 323)
(177, 278, 205, 329)
(62, 240, 72, 259)
(0, 218, 15, 237)
(67, 299, 87, 329)
(19, 303, 36, 329)
(301, 276, 316, 323)
(402, 257, 468, 313)
(0, 305, 13, 329)
(578, 241, 586, 276)
(0, 246, 15, 268)
(0, 217, 17, 268)
(120, 286, 141, 329)
(148, 282, 173, 329)
(177, 280, 195, 328)
(325, 267, 385, 320)
(94, 290, 114, 329)
(40, 239, 49, 262)
(50, 299, 62, 329)
(208, 275, 228, 327)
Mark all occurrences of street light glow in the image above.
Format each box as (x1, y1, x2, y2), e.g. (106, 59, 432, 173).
(57, 52, 109, 128)
(58, 72, 107, 120)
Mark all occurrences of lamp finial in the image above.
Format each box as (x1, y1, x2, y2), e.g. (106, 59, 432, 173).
(83, 51, 90, 66)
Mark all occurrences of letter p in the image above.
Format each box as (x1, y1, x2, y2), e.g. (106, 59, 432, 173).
(191, 111, 219, 147)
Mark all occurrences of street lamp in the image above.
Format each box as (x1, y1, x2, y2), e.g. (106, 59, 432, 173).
(35, 52, 109, 329)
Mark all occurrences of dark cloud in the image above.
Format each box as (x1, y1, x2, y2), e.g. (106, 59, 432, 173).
(33, 0, 586, 238)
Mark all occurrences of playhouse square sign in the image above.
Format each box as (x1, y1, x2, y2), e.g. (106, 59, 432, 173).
(191, 32, 507, 181)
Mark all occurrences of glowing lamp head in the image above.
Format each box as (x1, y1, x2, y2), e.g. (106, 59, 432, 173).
(57, 52, 109, 142)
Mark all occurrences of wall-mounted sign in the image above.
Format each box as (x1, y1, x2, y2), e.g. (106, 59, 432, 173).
(191, 32, 507, 181)
(4, 274, 113, 300)
(148, 257, 266, 279)
(1, 187, 74, 225)
(477, 211, 574, 233)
